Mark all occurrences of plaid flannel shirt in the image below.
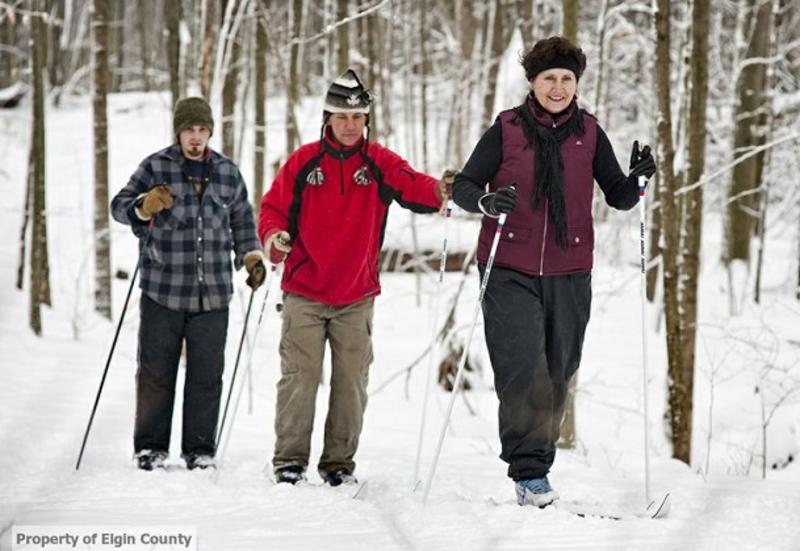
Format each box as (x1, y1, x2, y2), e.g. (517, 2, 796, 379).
(111, 144, 260, 312)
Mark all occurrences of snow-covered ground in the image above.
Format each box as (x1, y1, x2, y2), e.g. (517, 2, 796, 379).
(1, 93, 799, 551)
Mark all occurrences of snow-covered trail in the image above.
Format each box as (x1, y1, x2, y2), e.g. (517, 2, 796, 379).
(3, 271, 800, 550)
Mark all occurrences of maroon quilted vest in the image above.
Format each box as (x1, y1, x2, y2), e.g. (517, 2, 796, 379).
(477, 101, 598, 276)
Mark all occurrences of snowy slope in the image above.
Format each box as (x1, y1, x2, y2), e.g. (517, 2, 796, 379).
(1, 93, 799, 551)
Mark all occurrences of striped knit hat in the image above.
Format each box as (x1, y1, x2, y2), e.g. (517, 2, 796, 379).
(324, 69, 373, 114)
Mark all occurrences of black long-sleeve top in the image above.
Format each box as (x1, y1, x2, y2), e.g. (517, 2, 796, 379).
(453, 118, 640, 213)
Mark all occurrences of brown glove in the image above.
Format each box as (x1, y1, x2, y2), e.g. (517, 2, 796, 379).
(138, 185, 174, 218)
(263, 229, 292, 265)
(436, 169, 457, 203)
(244, 251, 266, 290)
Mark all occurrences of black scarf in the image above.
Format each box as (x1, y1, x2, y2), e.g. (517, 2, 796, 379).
(513, 96, 585, 250)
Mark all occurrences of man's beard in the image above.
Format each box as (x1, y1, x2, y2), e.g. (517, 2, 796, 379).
(186, 145, 203, 158)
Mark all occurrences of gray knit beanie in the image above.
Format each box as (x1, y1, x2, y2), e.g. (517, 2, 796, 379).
(173, 97, 214, 138)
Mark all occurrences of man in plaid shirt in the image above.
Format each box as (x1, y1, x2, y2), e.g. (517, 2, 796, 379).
(111, 97, 265, 471)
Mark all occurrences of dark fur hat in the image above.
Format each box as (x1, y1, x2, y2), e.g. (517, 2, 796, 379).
(521, 36, 587, 82)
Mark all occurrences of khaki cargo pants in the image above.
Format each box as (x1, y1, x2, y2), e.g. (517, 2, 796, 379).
(272, 292, 374, 477)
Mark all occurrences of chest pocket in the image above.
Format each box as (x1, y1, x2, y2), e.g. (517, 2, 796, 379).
(208, 193, 234, 230)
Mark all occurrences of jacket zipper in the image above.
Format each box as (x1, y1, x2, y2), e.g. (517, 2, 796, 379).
(338, 152, 345, 195)
(539, 199, 548, 276)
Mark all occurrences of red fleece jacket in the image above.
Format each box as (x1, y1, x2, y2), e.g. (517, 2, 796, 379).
(259, 135, 442, 306)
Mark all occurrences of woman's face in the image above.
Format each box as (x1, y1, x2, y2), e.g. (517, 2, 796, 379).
(529, 68, 577, 114)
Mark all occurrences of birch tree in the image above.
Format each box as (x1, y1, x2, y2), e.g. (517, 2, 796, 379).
(92, 0, 112, 320)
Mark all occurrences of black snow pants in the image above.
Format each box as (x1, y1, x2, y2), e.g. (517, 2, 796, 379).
(133, 294, 229, 457)
(480, 266, 591, 481)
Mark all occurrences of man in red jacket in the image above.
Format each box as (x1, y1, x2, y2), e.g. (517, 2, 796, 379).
(259, 69, 453, 486)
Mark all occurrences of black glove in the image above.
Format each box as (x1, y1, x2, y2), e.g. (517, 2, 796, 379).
(481, 185, 517, 215)
(629, 140, 656, 180)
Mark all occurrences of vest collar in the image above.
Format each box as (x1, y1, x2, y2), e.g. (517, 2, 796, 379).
(527, 94, 577, 129)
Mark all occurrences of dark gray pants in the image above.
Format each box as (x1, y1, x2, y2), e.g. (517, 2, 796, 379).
(481, 266, 591, 480)
(133, 293, 229, 457)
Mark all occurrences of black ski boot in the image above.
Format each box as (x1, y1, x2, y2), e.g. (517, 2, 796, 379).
(274, 465, 306, 485)
(321, 469, 357, 487)
(135, 449, 167, 471)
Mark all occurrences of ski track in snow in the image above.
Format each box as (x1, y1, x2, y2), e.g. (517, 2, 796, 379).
(2, 94, 800, 550)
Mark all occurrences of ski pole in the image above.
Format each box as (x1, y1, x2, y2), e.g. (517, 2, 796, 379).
(214, 263, 265, 450)
(214, 265, 277, 470)
(76, 239, 146, 471)
(422, 210, 508, 504)
(413, 198, 453, 488)
(638, 174, 652, 506)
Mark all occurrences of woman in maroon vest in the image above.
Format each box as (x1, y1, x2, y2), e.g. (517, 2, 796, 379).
(452, 36, 656, 507)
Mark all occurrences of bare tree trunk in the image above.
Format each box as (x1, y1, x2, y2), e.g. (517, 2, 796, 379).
(30, 0, 50, 335)
(253, 0, 268, 216)
(221, 0, 240, 158)
(110, 0, 124, 92)
(92, 0, 112, 320)
(557, 0, 581, 451)
(592, 0, 609, 120)
(516, 0, 535, 47)
(17, 146, 34, 290)
(286, 0, 302, 154)
(446, 0, 476, 167)
(653, 0, 684, 463)
(481, 0, 504, 131)
(0, 5, 19, 88)
(366, 11, 381, 140)
(419, 0, 428, 171)
(199, 0, 217, 97)
(296, 0, 310, 95)
(183, 0, 199, 91)
(165, 0, 181, 107)
(722, 0, 772, 267)
(336, 0, 349, 72)
(137, 1, 150, 91)
(234, 0, 253, 167)
(674, 0, 710, 465)
(561, 0, 578, 43)
(381, 0, 395, 145)
(402, 0, 416, 164)
(754, 3, 780, 304)
(753, 182, 768, 304)
(48, 0, 65, 91)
